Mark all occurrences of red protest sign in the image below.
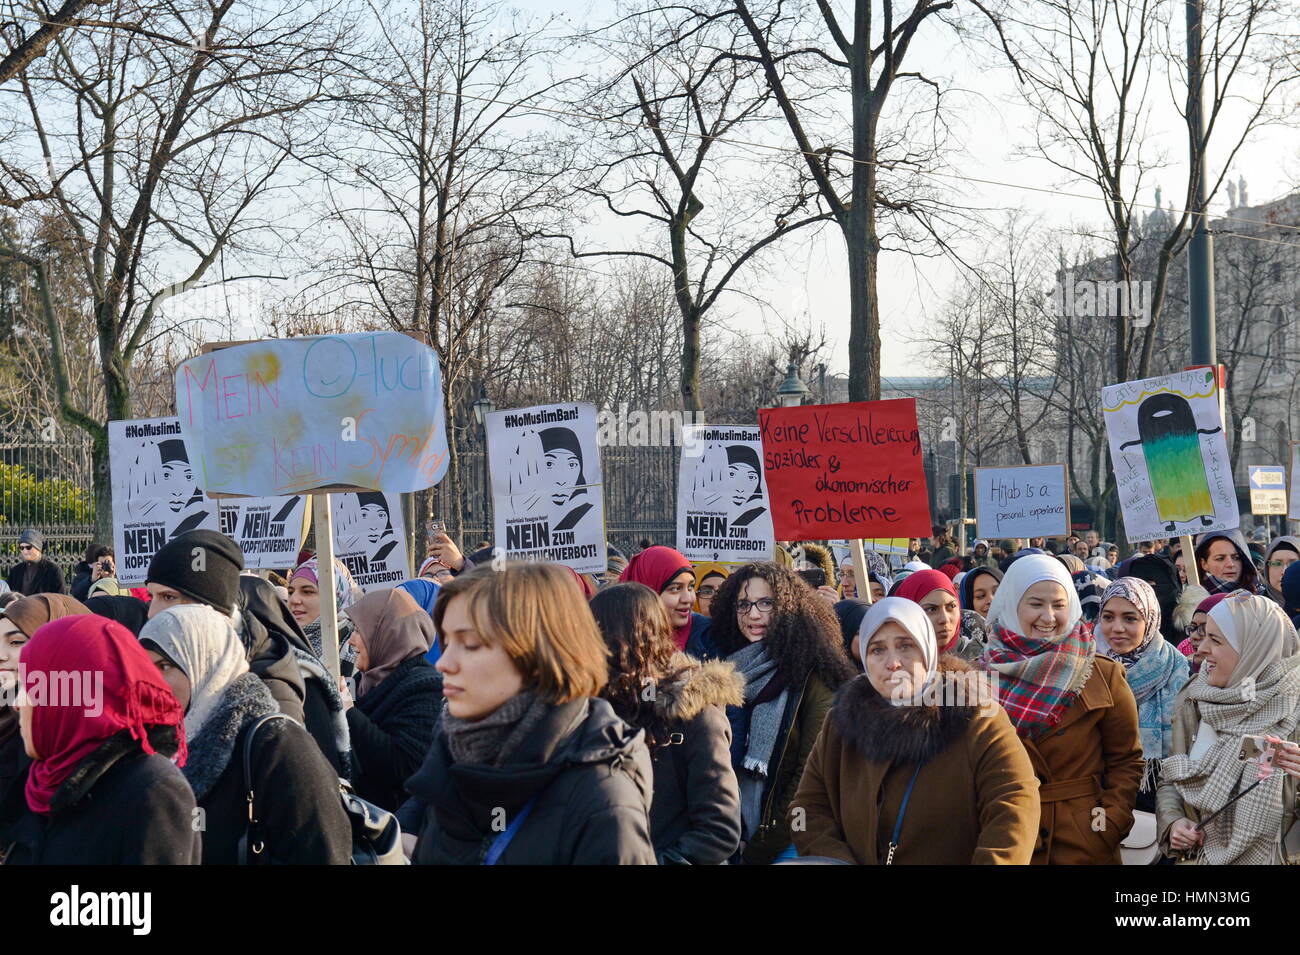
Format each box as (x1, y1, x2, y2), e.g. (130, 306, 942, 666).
(758, 399, 931, 541)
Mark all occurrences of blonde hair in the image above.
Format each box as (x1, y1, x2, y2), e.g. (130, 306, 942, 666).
(432, 563, 609, 704)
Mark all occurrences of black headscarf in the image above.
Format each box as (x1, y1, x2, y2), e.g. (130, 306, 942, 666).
(958, 566, 1002, 611)
(832, 598, 870, 668)
(85, 595, 151, 636)
(238, 575, 312, 656)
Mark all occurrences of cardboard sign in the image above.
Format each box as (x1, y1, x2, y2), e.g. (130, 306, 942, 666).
(1102, 368, 1238, 542)
(974, 464, 1070, 539)
(174, 332, 449, 496)
(676, 426, 775, 562)
(487, 403, 606, 574)
(109, 417, 220, 584)
(332, 490, 410, 592)
(758, 400, 931, 541)
(219, 495, 308, 569)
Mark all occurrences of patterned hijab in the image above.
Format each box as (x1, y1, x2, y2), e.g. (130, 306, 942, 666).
(1099, 577, 1189, 768)
(290, 557, 363, 621)
(980, 555, 1095, 740)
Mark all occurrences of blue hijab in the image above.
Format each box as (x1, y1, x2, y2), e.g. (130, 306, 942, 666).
(397, 578, 441, 665)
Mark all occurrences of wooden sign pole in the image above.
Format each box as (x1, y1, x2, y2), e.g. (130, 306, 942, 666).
(312, 492, 341, 682)
(850, 539, 873, 605)
(1180, 533, 1200, 588)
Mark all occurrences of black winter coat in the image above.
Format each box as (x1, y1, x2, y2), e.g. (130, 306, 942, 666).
(5, 559, 65, 596)
(347, 656, 441, 812)
(69, 564, 94, 602)
(644, 656, 744, 865)
(180, 673, 352, 865)
(407, 697, 656, 865)
(0, 729, 30, 849)
(3, 728, 199, 865)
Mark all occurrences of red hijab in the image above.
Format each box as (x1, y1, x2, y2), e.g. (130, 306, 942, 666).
(619, 546, 695, 649)
(21, 616, 187, 815)
(895, 569, 962, 653)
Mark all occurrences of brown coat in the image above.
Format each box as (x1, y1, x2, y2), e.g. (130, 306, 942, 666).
(1015, 655, 1144, 865)
(789, 660, 1040, 864)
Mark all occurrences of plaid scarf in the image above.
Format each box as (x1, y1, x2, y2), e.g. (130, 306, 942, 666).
(1161, 655, 1300, 865)
(981, 621, 1095, 740)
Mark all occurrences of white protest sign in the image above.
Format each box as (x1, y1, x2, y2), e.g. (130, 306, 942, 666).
(487, 403, 606, 574)
(1102, 367, 1238, 543)
(676, 425, 774, 562)
(332, 490, 411, 592)
(974, 464, 1070, 539)
(219, 495, 308, 569)
(173, 332, 449, 496)
(109, 417, 220, 584)
(1289, 442, 1300, 521)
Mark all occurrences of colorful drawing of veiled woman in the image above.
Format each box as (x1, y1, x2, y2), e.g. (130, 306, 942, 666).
(1118, 393, 1222, 531)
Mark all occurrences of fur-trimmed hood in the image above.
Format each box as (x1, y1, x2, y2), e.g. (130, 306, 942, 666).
(832, 657, 982, 765)
(181, 672, 280, 801)
(653, 653, 744, 724)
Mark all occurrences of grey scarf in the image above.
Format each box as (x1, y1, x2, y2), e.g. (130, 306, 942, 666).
(729, 641, 790, 837)
(442, 690, 548, 767)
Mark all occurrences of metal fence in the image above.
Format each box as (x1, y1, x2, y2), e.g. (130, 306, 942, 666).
(0, 430, 97, 578)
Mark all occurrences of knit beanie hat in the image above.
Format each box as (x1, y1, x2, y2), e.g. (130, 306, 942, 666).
(146, 530, 244, 614)
(19, 529, 43, 551)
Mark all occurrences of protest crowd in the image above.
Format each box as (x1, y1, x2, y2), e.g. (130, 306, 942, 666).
(2, 510, 1300, 866)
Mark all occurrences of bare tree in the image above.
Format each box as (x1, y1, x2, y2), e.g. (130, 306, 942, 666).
(0, 0, 107, 85)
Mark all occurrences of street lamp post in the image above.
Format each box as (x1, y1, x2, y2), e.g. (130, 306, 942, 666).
(777, 363, 811, 408)
(471, 384, 496, 542)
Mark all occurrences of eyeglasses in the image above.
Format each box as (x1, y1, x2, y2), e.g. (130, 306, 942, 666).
(1185, 623, 1205, 637)
(736, 598, 775, 615)
(1267, 559, 1296, 568)
(698, 586, 717, 598)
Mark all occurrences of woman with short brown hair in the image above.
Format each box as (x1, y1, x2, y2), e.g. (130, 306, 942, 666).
(406, 563, 656, 864)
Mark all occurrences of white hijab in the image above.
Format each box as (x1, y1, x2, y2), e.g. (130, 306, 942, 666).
(857, 596, 938, 703)
(986, 554, 1082, 638)
(1207, 592, 1290, 683)
(140, 603, 249, 740)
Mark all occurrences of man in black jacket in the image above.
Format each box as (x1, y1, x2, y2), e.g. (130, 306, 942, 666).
(5, 529, 65, 596)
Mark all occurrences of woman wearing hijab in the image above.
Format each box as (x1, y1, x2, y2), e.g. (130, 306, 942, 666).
(1262, 536, 1300, 607)
(591, 583, 742, 865)
(832, 599, 871, 670)
(1194, 530, 1262, 595)
(693, 563, 729, 617)
(86, 594, 150, 636)
(1282, 562, 1300, 631)
(960, 566, 1001, 619)
(344, 588, 442, 813)
(1097, 578, 1190, 812)
(710, 562, 856, 864)
(398, 577, 443, 665)
(1172, 586, 1213, 671)
(287, 556, 364, 675)
(620, 545, 716, 659)
(895, 569, 985, 662)
(1159, 592, 1300, 864)
(790, 597, 1039, 864)
(979, 554, 1144, 865)
(5, 616, 197, 864)
(139, 604, 351, 864)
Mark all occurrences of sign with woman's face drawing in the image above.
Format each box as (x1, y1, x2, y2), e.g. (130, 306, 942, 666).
(487, 403, 606, 574)
(677, 426, 774, 562)
(332, 490, 410, 591)
(219, 495, 307, 569)
(1102, 367, 1238, 542)
(109, 417, 219, 584)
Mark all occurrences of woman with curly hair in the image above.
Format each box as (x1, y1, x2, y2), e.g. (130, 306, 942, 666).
(590, 582, 742, 865)
(710, 561, 857, 864)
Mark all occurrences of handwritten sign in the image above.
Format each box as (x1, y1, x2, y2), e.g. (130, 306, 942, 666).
(174, 332, 449, 496)
(109, 417, 220, 584)
(332, 491, 411, 592)
(758, 400, 931, 541)
(1102, 368, 1238, 543)
(676, 425, 774, 562)
(219, 495, 307, 569)
(974, 464, 1070, 539)
(487, 403, 606, 574)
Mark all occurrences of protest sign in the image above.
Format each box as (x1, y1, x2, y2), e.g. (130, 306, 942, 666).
(758, 400, 931, 541)
(1102, 367, 1238, 542)
(332, 491, 410, 592)
(487, 403, 606, 574)
(676, 425, 775, 562)
(974, 464, 1070, 539)
(109, 417, 219, 584)
(174, 332, 449, 496)
(219, 495, 308, 569)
